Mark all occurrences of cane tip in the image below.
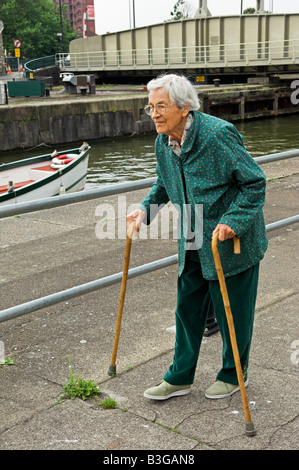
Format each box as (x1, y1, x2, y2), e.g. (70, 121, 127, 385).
(245, 422, 257, 436)
(108, 365, 117, 377)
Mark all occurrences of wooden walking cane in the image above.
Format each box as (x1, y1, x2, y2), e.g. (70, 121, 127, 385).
(211, 231, 257, 436)
(108, 221, 136, 376)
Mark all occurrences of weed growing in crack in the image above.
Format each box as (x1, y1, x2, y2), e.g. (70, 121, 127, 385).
(58, 355, 101, 402)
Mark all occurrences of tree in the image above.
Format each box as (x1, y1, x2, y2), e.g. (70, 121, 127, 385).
(0, 0, 77, 59)
(169, 0, 196, 21)
(243, 7, 256, 14)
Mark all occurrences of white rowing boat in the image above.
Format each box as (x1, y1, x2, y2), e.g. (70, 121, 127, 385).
(0, 142, 90, 206)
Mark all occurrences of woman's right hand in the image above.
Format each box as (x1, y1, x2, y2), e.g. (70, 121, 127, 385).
(126, 209, 146, 232)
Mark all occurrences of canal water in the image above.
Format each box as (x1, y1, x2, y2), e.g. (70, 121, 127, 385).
(85, 114, 299, 188)
(1, 114, 299, 189)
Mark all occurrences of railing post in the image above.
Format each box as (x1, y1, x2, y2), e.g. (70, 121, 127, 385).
(149, 48, 152, 67)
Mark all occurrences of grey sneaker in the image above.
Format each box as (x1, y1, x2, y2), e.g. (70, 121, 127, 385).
(205, 379, 249, 399)
(144, 380, 191, 400)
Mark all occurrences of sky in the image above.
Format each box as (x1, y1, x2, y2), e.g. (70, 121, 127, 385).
(94, 0, 299, 35)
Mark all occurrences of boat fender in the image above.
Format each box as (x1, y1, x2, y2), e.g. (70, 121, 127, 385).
(59, 184, 66, 194)
(7, 180, 15, 192)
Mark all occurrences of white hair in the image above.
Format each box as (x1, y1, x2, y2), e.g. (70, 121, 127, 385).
(147, 73, 201, 111)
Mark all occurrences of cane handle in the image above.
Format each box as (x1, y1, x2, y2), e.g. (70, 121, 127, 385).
(127, 220, 136, 239)
(212, 231, 240, 254)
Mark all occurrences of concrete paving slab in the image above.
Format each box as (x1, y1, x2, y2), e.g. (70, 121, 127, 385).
(0, 398, 203, 451)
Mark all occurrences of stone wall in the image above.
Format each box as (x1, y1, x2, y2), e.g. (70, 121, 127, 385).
(0, 95, 155, 151)
(0, 87, 298, 151)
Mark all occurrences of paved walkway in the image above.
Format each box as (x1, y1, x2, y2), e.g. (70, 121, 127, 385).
(0, 148, 298, 452)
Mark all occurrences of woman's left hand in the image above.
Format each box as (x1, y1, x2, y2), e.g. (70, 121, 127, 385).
(213, 223, 236, 241)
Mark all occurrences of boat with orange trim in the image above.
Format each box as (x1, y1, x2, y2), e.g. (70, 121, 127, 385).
(0, 142, 90, 206)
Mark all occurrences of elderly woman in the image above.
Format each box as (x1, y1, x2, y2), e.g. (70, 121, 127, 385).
(127, 74, 268, 400)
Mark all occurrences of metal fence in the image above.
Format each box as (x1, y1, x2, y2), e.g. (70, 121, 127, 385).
(0, 149, 298, 324)
(56, 38, 299, 72)
(24, 55, 56, 78)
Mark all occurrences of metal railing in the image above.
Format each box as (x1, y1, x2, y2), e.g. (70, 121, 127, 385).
(0, 149, 298, 324)
(56, 39, 299, 72)
(1, 149, 298, 220)
(24, 55, 56, 78)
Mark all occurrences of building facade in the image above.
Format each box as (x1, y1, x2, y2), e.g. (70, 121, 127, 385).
(53, 0, 96, 38)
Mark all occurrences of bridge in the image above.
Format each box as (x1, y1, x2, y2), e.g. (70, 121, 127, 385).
(56, 38, 299, 77)
(24, 12, 299, 84)
(55, 12, 299, 82)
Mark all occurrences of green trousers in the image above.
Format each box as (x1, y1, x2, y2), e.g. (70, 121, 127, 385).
(163, 249, 260, 386)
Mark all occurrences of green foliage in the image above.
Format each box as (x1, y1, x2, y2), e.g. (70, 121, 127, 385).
(61, 376, 101, 401)
(0, 0, 77, 58)
(170, 0, 185, 20)
(0, 358, 14, 365)
(100, 397, 117, 409)
(243, 7, 256, 14)
(58, 356, 119, 410)
(169, 0, 194, 20)
(59, 355, 101, 401)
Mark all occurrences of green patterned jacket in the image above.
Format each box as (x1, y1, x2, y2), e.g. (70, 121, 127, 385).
(141, 111, 268, 280)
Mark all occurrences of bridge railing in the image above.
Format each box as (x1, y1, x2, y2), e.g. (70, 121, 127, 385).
(56, 38, 299, 71)
(24, 55, 56, 77)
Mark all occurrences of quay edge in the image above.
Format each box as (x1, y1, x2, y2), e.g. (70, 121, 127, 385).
(0, 84, 298, 151)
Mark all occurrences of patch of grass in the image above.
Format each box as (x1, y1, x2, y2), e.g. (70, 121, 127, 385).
(58, 356, 119, 410)
(60, 376, 101, 401)
(100, 397, 117, 409)
(0, 358, 14, 366)
(59, 355, 101, 402)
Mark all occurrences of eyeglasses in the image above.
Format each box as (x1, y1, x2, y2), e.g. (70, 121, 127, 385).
(144, 104, 172, 116)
